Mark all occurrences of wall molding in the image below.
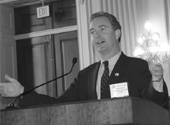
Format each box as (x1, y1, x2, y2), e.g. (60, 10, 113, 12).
(15, 25, 78, 40)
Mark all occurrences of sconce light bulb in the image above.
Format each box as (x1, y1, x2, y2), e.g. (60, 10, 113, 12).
(152, 32, 160, 41)
(144, 21, 153, 31)
(133, 47, 145, 56)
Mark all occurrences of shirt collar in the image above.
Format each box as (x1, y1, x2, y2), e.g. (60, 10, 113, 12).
(100, 51, 122, 71)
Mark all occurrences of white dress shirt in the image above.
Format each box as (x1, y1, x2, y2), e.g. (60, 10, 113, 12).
(96, 51, 122, 99)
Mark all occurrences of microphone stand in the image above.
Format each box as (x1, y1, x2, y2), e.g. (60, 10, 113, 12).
(5, 57, 77, 109)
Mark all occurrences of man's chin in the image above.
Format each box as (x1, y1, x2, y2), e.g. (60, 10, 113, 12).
(97, 49, 108, 56)
(97, 46, 106, 52)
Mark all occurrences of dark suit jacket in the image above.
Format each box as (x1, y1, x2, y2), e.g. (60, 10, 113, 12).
(19, 52, 169, 109)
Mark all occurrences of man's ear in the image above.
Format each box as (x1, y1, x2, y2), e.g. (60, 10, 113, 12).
(115, 29, 121, 40)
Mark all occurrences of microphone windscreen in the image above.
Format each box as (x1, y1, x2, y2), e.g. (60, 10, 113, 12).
(72, 57, 77, 65)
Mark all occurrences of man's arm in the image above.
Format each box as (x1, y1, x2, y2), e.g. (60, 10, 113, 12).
(148, 80, 169, 109)
(0, 75, 60, 107)
(0, 74, 80, 107)
(19, 77, 79, 107)
(147, 62, 169, 109)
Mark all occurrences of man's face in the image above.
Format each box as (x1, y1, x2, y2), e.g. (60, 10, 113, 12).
(90, 16, 120, 58)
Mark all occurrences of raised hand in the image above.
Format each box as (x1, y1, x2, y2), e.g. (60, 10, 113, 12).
(148, 60, 164, 92)
(0, 75, 24, 97)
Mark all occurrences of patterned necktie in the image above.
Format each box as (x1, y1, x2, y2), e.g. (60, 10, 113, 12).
(101, 61, 110, 99)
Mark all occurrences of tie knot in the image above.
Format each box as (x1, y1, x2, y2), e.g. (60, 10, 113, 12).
(103, 61, 109, 69)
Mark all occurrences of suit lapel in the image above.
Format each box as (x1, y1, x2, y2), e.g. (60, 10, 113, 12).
(87, 62, 100, 99)
(108, 53, 129, 84)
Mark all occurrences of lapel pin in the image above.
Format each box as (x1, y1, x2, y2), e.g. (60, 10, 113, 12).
(115, 73, 119, 76)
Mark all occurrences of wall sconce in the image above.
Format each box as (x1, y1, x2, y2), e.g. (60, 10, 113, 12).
(133, 21, 170, 64)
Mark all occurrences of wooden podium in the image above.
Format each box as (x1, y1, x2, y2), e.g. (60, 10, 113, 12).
(0, 97, 169, 125)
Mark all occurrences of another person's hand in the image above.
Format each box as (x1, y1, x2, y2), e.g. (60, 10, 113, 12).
(0, 75, 24, 97)
(148, 60, 164, 92)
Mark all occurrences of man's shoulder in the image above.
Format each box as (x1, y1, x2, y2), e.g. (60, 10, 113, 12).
(125, 56, 148, 69)
(80, 62, 100, 72)
(121, 52, 148, 65)
(128, 56, 147, 63)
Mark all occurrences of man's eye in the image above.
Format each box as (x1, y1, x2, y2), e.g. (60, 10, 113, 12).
(90, 30, 95, 34)
(101, 27, 106, 31)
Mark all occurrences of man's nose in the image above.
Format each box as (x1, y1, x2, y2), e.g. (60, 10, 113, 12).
(94, 31, 101, 37)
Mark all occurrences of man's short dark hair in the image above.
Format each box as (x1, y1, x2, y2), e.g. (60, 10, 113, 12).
(90, 11, 121, 42)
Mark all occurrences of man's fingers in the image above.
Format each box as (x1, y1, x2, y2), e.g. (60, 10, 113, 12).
(5, 75, 16, 83)
(0, 75, 24, 97)
(0, 86, 9, 97)
(0, 84, 4, 88)
(1, 92, 10, 97)
(0, 86, 4, 94)
(152, 70, 163, 76)
(152, 65, 163, 73)
(153, 66, 163, 71)
(0, 86, 4, 89)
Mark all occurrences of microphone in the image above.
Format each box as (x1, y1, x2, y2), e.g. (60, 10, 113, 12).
(5, 57, 77, 109)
